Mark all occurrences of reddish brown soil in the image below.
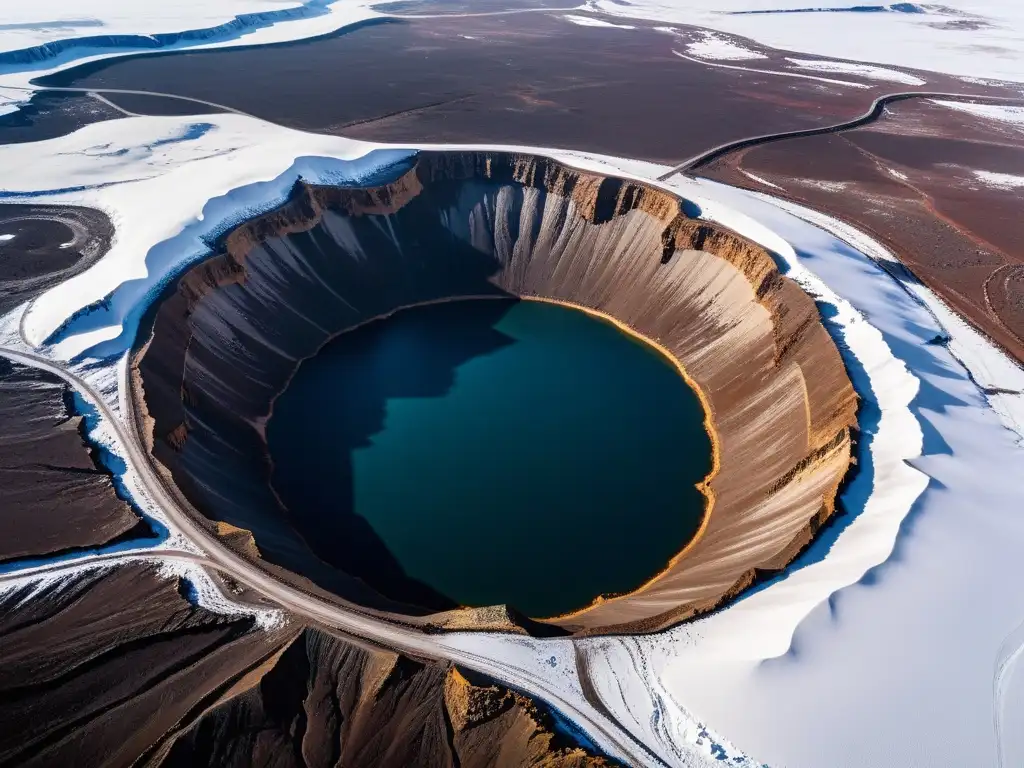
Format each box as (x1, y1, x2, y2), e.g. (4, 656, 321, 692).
(702, 98, 1024, 363)
(52, 14, 909, 163)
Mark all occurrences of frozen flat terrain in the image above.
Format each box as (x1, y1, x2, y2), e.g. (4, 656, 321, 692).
(595, 0, 1024, 82)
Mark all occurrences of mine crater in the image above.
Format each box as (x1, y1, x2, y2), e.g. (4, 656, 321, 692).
(132, 150, 857, 635)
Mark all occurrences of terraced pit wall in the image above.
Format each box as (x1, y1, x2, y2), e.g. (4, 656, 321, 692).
(131, 151, 858, 635)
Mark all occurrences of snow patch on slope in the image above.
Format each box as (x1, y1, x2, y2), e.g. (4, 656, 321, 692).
(686, 30, 766, 60)
(671, 49, 870, 88)
(786, 56, 926, 85)
(742, 170, 782, 189)
(156, 559, 285, 630)
(0, 0, 365, 63)
(561, 14, 635, 29)
(974, 169, 1024, 190)
(593, 0, 1024, 82)
(0, 1, 310, 53)
(932, 99, 1024, 127)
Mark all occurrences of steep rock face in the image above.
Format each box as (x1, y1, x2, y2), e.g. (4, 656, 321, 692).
(152, 632, 616, 768)
(132, 151, 857, 634)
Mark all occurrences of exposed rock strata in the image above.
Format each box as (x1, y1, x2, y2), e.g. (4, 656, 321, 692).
(0, 564, 615, 768)
(132, 151, 857, 634)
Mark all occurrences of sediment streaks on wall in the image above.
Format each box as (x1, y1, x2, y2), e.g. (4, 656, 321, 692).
(132, 151, 857, 634)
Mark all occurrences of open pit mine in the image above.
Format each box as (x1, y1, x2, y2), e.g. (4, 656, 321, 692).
(131, 150, 858, 636)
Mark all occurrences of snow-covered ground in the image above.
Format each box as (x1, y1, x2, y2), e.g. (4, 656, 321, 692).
(0, 0, 384, 115)
(786, 56, 926, 85)
(683, 30, 766, 60)
(594, 0, 1024, 83)
(741, 170, 782, 189)
(2, 111, 1023, 766)
(671, 49, 870, 88)
(933, 99, 1024, 128)
(0, 0, 320, 54)
(974, 169, 1024, 189)
(562, 14, 634, 29)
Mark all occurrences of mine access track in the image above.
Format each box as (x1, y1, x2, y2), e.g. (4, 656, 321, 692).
(658, 91, 1024, 179)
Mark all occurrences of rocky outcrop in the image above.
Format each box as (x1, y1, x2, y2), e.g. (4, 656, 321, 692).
(0, 564, 614, 767)
(152, 633, 616, 768)
(131, 150, 857, 634)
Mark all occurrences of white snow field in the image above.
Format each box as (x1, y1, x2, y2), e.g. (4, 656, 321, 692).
(594, 0, 1024, 83)
(785, 57, 926, 85)
(932, 99, 1024, 128)
(0, 1, 317, 51)
(2, 112, 1023, 766)
(684, 30, 767, 60)
(0, 0, 384, 114)
(974, 169, 1024, 189)
(562, 14, 635, 29)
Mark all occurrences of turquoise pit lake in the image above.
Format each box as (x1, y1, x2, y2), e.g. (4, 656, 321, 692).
(267, 298, 712, 617)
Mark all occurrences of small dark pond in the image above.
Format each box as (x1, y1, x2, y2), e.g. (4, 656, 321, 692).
(268, 298, 711, 617)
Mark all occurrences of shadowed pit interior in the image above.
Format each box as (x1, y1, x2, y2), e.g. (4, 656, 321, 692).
(132, 151, 857, 635)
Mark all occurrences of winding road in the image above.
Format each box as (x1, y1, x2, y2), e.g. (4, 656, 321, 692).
(657, 91, 1024, 179)
(11, 82, 1020, 185)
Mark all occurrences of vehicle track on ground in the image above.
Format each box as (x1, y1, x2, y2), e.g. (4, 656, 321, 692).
(4, 84, 256, 118)
(13, 83, 1021, 187)
(657, 91, 1024, 179)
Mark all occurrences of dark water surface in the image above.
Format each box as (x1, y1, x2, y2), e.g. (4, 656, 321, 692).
(268, 298, 711, 617)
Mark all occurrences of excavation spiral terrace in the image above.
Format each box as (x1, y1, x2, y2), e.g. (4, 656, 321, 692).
(131, 151, 858, 635)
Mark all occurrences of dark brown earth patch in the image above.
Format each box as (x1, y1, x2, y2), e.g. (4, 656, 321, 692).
(37, 14, 890, 163)
(701, 97, 1024, 363)
(0, 564, 617, 768)
(0, 359, 147, 563)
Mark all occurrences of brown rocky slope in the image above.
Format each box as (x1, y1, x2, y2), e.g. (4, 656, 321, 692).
(0, 564, 615, 767)
(131, 151, 857, 635)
